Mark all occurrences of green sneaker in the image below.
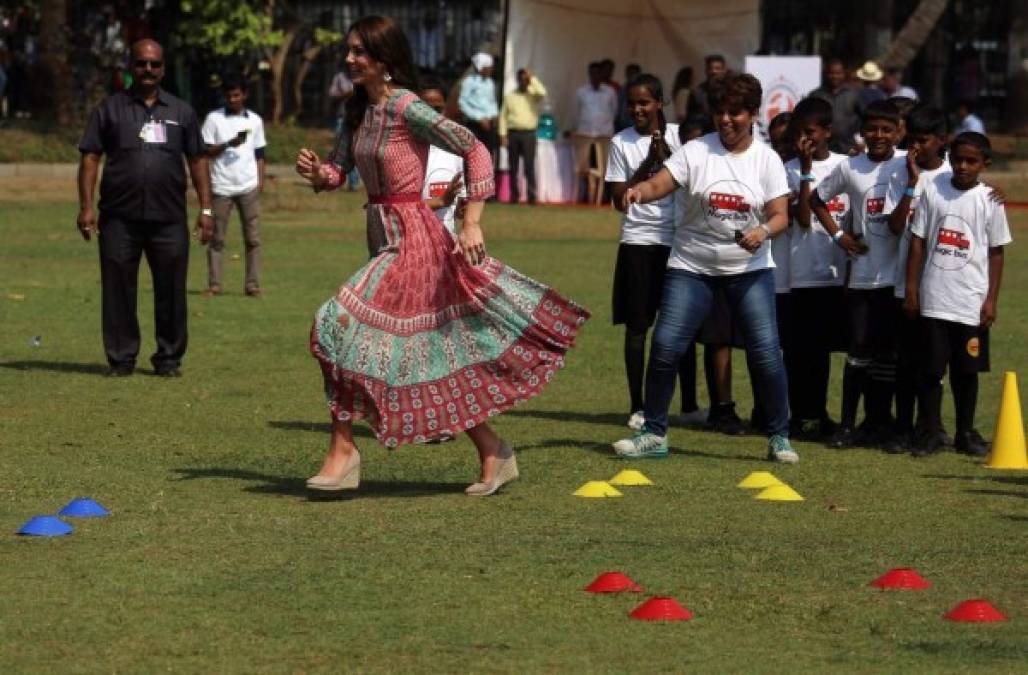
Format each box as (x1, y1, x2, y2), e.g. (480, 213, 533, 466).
(768, 435, 799, 463)
(613, 429, 669, 459)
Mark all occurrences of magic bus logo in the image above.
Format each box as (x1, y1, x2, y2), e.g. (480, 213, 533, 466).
(859, 183, 892, 238)
(930, 215, 974, 271)
(428, 181, 450, 198)
(762, 76, 800, 127)
(703, 180, 759, 233)
(826, 196, 847, 214)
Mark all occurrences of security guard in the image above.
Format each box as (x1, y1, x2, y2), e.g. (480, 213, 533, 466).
(78, 39, 214, 377)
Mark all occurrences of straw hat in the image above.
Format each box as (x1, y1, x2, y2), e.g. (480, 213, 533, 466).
(855, 60, 883, 82)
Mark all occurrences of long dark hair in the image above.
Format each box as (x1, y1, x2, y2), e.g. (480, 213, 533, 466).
(627, 74, 668, 136)
(343, 16, 419, 134)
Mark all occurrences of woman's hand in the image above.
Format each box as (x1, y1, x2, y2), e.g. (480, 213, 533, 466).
(295, 148, 323, 188)
(736, 226, 768, 254)
(456, 220, 487, 266)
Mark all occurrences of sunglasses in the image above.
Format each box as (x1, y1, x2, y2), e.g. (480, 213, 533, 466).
(134, 59, 164, 70)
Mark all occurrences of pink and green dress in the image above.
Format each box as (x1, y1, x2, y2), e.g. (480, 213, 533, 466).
(312, 90, 589, 447)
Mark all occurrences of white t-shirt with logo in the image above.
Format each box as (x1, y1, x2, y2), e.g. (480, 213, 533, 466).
(884, 159, 951, 299)
(606, 123, 682, 246)
(911, 175, 1011, 327)
(422, 146, 466, 234)
(786, 153, 850, 288)
(663, 132, 790, 275)
(201, 108, 267, 197)
(816, 153, 906, 289)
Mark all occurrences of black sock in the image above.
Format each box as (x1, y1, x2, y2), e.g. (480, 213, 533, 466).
(624, 329, 647, 413)
(868, 359, 896, 427)
(895, 362, 916, 433)
(841, 361, 868, 428)
(951, 372, 978, 436)
(919, 375, 944, 435)
(678, 342, 699, 413)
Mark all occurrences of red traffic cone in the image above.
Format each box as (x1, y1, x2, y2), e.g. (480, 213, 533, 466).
(944, 599, 1007, 622)
(585, 571, 643, 593)
(870, 568, 931, 590)
(629, 596, 693, 621)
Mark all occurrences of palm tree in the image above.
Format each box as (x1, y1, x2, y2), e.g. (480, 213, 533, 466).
(875, 0, 949, 69)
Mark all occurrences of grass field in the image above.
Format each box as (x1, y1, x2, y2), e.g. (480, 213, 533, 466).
(1, 178, 1026, 673)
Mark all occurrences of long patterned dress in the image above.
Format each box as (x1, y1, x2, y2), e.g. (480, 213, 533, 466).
(311, 89, 590, 447)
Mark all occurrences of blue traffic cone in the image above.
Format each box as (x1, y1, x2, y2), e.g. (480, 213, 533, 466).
(59, 498, 110, 518)
(17, 515, 73, 537)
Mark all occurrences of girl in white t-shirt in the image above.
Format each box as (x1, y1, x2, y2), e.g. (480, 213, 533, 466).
(418, 78, 466, 234)
(612, 72, 798, 464)
(606, 75, 705, 429)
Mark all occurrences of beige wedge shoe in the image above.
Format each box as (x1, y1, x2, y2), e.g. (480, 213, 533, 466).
(306, 451, 361, 491)
(465, 441, 518, 497)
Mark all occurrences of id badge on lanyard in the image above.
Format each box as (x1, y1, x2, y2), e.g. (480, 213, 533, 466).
(140, 119, 167, 144)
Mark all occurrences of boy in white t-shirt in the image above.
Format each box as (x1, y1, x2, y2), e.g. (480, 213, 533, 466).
(904, 133, 1011, 457)
(418, 78, 466, 234)
(882, 105, 950, 452)
(784, 97, 850, 439)
(201, 78, 267, 297)
(810, 99, 906, 448)
(605, 74, 705, 428)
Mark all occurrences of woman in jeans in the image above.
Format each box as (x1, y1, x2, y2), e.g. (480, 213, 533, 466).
(612, 71, 798, 463)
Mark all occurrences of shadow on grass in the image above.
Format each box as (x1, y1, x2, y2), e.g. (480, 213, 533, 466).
(268, 420, 375, 440)
(923, 473, 1028, 486)
(0, 360, 108, 376)
(172, 467, 465, 500)
(502, 409, 628, 427)
(964, 488, 1028, 500)
(517, 437, 767, 462)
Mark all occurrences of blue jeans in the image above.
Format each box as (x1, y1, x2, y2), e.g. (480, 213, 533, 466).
(644, 268, 789, 437)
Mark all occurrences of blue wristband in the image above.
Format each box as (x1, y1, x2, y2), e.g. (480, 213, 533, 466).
(800, 173, 816, 182)
(904, 186, 916, 198)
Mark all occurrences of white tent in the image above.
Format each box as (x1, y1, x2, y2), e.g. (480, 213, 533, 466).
(503, 0, 761, 131)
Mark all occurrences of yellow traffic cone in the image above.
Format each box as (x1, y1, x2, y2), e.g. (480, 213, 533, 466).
(609, 469, 654, 486)
(736, 471, 784, 489)
(986, 372, 1028, 470)
(573, 481, 623, 498)
(754, 484, 804, 502)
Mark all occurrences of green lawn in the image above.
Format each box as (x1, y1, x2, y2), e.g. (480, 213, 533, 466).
(1, 183, 1025, 673)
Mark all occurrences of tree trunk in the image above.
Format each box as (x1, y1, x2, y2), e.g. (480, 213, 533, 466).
(875, 0, 949, 69)
(269, 25, 298, 125)
(292, 43, 323, 121)
(39, 0, 74, 125)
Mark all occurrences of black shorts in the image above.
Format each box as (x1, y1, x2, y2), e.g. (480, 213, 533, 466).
(922, 317, 991, 377)
(612, 243, 671, 332)
(696, 286, 746, 348)
(790, 286, 848, 353)
(846, 287, 899, 360)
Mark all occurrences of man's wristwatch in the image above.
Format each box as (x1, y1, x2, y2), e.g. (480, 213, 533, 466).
(201, 208, 214, 217)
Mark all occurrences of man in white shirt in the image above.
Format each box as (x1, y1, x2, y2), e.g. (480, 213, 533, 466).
(954, 100, 985, 135)
(201, 77, 267, 297)
(573, 62, 618, 204)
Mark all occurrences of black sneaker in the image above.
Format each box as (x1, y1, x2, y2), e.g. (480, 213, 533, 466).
(154, 366, 182, 378)
(882, 431, 912, 455)
(829, 425, 858, 448)
(955, 429, 990, 457)
(910, 430, 943, 457)
(706, 404, 747, 436)
(106, 365, 134, 377)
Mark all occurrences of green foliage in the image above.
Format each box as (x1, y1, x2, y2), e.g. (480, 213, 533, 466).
(177, 0, 284, 57)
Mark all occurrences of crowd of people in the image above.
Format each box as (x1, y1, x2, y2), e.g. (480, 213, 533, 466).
(72, 16, 1010, 499)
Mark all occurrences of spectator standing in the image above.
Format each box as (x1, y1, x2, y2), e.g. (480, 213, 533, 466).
(855, 61, 886, 112)
(573, 61, 618, 204)
(201, 77, 267, 298)
(499, 68, 547, 204)
(458, 52, 499, 155)
(880, 67, 918, 100)
(615, 63, 642, 131)
(671, 66, 693, 123)
(810, 58, 861, 154)
(954, 99, 985, 134)
(328, 67, 360, 190)
(77, 39, 213, 377)
(687, 54, 727, 118)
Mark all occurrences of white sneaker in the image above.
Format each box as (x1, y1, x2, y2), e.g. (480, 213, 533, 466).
(613, 431, 669, 458)
(675, 408, 709, 427)
(627, 410, 645, 430)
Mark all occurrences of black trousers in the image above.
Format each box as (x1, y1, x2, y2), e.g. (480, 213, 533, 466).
(98, 215, 189, 370)
(507, 129, 537, 203)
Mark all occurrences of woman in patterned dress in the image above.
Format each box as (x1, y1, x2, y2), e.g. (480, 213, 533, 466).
(295, 16, 589, 496)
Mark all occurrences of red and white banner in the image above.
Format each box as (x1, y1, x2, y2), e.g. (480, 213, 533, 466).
(744, 56, 822, 133)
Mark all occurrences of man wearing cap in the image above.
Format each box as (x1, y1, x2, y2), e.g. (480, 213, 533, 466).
(458, 52, 499, 155)
(77, 39, 213, 378)
(855, 61, 886, 112)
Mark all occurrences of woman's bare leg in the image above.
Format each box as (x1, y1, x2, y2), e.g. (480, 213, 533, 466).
(313, 417, 359, 478)
(466, 422, 503, 483)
